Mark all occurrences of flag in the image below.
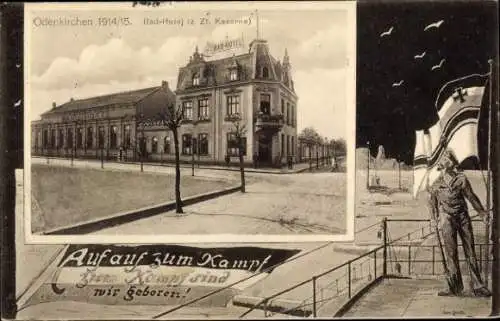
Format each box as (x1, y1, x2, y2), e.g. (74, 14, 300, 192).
(18, 244, 301, 310)
(412, 73, 490, 198)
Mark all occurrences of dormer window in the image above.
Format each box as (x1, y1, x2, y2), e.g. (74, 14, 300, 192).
(262, 67, 269, 79)
(192, 73, 200, 86)
(230, 69, 238, 81)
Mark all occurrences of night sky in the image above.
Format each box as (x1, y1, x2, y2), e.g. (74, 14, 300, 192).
(356, 0, 498, 165)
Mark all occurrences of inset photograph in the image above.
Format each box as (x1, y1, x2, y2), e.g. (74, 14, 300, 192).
(25, 2, 356, 243)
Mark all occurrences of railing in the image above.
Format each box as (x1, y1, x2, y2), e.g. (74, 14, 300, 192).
(255, 113, 284, 131)
(239, 217, 490, 318)
(238, 245, 385, 318)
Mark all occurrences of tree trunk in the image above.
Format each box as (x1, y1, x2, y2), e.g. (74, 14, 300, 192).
(239, 152, 245, 193)
(172, 128, 183, 213)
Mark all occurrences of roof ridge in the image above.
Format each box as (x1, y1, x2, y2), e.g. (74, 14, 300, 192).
(59, 85, 160, 106)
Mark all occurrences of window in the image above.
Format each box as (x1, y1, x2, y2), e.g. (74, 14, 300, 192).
(67, 129, 73, 149)
(287, 102, 291, 125)
(281, 99, 285, 115)
(50, 129, 56, 148)
(198, 99, 209, 120)
(152, 136, 158, 153)
(281, 133, 285, 156)
(58, 129, 64, 148)
(227, 95, 240, 116)
(291, 105, 295, 126)
(139, 137, 147, 156)
(76, 128, 83, 148)
(291, 136, 295, 156)
(86, 127, 93, 148)
(183, 101, 193, 120)
(192, 73, 200, 86)
(262, 67, 269, 78)
(43, 130, 48, 148)
(230, 69, 238, 81)
(227, 133, 247, 156)
(34, 131, 39, 149)
(98, 126, 105, 148)
(110, 126, 118, 148)
(182, 134, 192, 155)
(260, 94, 271, 115)
(198, 133, 208, 155)
(287, 135, 290, 156)
(124, 125, 131, 148)
(164, 136, 171, 154)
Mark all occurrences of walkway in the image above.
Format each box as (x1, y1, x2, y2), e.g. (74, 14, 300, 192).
(342, 277, 491, 318)
(93, 172, 347, 235)
(32, 156, 321, 174)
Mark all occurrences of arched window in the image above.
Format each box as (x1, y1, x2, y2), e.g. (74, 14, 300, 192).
(230, 69, 238, 81)
(110, 125, 118, 148)
(124, 125, 131, 148)
(43, 129, 48, 148)
(262, 67, 269, 78)
(67, 128, 73, 149)
(50, 129, 56, 148)
(86, 127, 93, 148)
(98, 126, 105, 148)
(58, 129, 64, 148)
(76, 128, 83, 148)
(164, 136, 171, 154)
(152, 136, 158, 153)
(192, 73, 200, 86)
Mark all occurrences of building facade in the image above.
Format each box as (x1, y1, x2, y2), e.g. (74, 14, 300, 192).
(31, 81, 175, 161)
(31, 37, 298, 167)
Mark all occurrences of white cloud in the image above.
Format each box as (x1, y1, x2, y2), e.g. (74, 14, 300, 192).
(31, 36, 198, 91)
(294, 68, 348, 139)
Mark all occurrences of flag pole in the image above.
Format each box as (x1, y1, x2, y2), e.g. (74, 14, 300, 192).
(490, 57, 500, 316)
(485, 60, 494, 288)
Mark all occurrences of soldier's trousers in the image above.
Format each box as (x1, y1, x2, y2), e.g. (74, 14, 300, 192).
(438, 211, 486, 293)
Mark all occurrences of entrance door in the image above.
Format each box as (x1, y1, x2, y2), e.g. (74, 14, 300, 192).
(258, 135, 272, 165)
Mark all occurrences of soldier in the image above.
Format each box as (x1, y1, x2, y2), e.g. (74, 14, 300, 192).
(428, 149, 491, 297)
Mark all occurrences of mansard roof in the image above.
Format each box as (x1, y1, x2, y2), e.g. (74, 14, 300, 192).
(176, 38, 295, 93)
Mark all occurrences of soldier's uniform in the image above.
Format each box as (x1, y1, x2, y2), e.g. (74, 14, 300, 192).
(428, 169, 490, 296)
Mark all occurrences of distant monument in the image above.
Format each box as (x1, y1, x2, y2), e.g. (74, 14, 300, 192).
(376, 145, 386, 162)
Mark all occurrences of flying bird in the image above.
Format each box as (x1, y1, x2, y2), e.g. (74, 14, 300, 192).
(14, 99, 21, 107)
(380, 26, 394, 38)
(392, 80, 404, 87)
(431, 59, 446, 71)
(414, 51, 426, 59)
(424, 20, 444, 31)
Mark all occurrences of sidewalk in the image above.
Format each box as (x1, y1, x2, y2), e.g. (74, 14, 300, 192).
(341, 277, 491, 318)
(32, 156, 320, 174)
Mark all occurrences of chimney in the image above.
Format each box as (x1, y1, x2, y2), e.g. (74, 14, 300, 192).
(70, 97, 74, 102)
(52, 102, 56, 108)
(162, 80, 168, 88)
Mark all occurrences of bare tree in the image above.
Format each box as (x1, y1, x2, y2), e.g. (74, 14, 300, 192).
(158, 103, 184, 213)
(229, 114, 247, 193)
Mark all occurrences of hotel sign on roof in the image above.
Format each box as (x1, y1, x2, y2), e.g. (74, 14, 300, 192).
(203, 35, 245, 58)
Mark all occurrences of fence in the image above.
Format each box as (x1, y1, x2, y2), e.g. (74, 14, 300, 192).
(238, 217, 491, 318)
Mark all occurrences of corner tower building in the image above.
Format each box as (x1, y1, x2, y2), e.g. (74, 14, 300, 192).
(174, 38, 298, 166)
